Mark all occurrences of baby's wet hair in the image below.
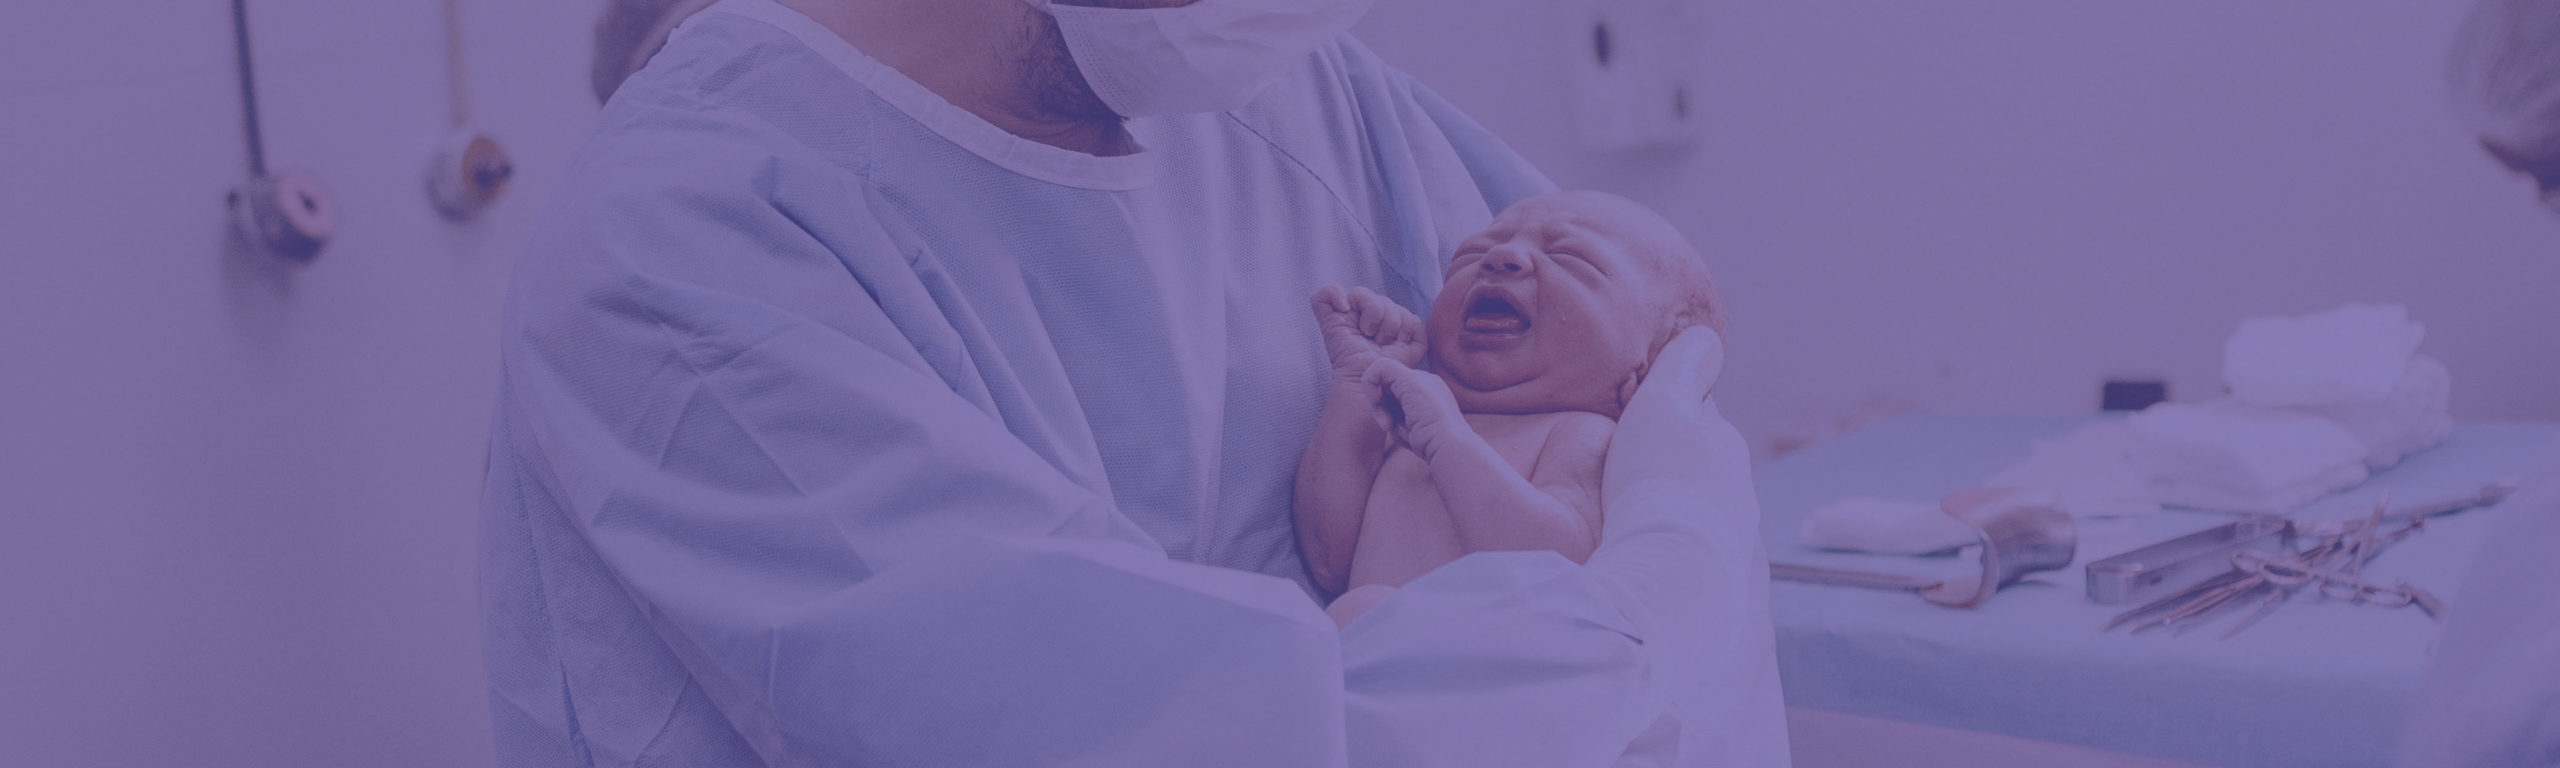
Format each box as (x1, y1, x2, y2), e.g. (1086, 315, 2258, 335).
(1653, 245, 1727, 338)
(1562, 190, 1725, 354)
(1498, 189, 1728, 363)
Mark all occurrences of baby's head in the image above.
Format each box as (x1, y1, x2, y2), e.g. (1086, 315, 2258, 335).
(1426, 190, 1724, 419)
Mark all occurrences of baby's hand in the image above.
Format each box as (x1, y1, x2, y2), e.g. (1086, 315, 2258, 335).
(1362, 358, 1467, 461)
(1311, 285, 1426, 380)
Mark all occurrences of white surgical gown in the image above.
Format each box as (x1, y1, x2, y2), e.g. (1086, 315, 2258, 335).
(2398, 450, 2560, 767)
(481, 2, 1786, 765)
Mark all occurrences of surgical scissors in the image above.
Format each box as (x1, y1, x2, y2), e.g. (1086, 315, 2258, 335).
(2107, 485, 2496, 637)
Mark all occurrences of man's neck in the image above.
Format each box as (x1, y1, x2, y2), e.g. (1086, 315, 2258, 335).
(781, 0, 1136, 156)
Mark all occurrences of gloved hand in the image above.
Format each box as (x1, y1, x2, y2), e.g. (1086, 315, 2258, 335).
(1339, 329, 1789, 767)
(1585, 327, 1783, 738)
(1602, 326, 1735, 522)
(1361, 357, 1469, 462)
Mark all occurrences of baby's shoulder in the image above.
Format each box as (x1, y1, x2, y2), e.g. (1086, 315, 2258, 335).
(1529, 411, 1616, 460)
(1531, 409, 1615, 433)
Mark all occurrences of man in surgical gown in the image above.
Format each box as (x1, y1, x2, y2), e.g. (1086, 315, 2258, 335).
(481, 0, 1788, 765)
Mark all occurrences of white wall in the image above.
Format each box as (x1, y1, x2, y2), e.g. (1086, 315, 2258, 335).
(0, 1, 600, 764)
(3, 2, 2555, 764)
(1354, 0, 2560, 455)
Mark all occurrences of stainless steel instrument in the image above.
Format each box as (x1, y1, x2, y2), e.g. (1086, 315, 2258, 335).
(2084, 517, 2293, 606)
(2098, 482, 2519, 637)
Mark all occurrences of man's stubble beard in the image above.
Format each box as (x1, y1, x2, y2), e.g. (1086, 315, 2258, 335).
(1017, 15, 1124, 125)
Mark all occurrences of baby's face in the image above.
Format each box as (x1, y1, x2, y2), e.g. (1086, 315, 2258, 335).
(1426, 192, 1684, 418)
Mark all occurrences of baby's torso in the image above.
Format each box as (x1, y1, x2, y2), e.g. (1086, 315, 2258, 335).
(1347, 410, 1608, 590)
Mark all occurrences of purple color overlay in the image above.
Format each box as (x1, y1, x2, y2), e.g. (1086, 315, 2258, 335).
(1, 1, 2552, 766)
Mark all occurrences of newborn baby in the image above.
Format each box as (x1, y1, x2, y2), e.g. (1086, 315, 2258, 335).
(1295, 190, 1727, 627)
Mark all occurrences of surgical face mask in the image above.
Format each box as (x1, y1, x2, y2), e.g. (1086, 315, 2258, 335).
(1024, 0, 1377, 117)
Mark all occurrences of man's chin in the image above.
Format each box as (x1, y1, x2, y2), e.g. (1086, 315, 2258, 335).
(1019, 14, 1123, 122)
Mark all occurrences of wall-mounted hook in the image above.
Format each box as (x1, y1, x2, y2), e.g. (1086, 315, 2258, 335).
(225, 0, 335, 263)
(427, 128, 513, 219)
(428, 0, 511, 220)
(228, 173, 337, 263)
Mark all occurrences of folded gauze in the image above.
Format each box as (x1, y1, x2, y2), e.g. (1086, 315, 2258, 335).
(2224, 303, 2425, 407)
(1984, 421, 2164, 519)
(2126, 401, 2370, 514)
(2220, 303, 2451, 470)
(1801, 498, 1979, 555)
(2285, 354, 2453, 470)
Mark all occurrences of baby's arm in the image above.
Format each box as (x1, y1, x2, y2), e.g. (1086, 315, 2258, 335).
(1296, 286, 1426, 595)
(1364, 361, 1611, 563)
(1521, 414, 1612, 558)
(1296, 376, 1390, 595)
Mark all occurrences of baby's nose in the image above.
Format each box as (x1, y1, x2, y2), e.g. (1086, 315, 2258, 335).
(1480, 247, 1534, 276)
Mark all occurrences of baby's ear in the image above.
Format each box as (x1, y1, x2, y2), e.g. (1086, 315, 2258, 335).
(1672, 307, 1729, 337)
(1615, 360, 1649, 414)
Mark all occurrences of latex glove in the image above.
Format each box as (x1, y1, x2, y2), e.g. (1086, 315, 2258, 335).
(1344, 330, 1791, 767)
(1586, 328, 1786, 746)
(1601, 327, 1734, 534)
(1363, 358, 1469, 461)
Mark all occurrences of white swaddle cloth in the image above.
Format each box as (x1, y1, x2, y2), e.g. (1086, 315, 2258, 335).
(1807, 304, 2452, 546)
(2283, 354, 2453, 470)
(1985, 421, 2165, 519)
(2118, 304, 2452, 514)
(2222, 303, 2452, 470)
(2125, 401, 2371, 514)
(1800, 498, 1978, 555)
(1801, 422, 2161, 555)
(2224, 304, 2426, 407)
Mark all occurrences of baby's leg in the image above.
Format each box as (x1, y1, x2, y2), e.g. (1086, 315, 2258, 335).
(1325, 584, 1399, 630)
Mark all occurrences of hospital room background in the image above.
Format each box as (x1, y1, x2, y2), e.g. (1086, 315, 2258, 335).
(3, 1, 2553, 766)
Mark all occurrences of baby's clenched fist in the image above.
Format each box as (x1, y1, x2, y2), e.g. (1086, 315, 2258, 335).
(1310, 285, 1426, 380)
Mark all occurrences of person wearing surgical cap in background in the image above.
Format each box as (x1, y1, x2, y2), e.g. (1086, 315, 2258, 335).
(484, 0, 1787, 766)
(2398, 1, 2560, 766)
(2448, 0, 2560, 216)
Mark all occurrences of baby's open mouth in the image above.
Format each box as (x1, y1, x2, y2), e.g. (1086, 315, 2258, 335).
(1462, 290, 1531, 335)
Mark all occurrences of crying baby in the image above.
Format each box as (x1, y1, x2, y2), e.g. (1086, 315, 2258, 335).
(1294, 190, 1728, 628)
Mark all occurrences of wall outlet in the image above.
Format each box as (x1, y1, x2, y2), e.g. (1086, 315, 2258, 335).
(1568, 0, 1708, 151)
(2101, 379, 2169, 412)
